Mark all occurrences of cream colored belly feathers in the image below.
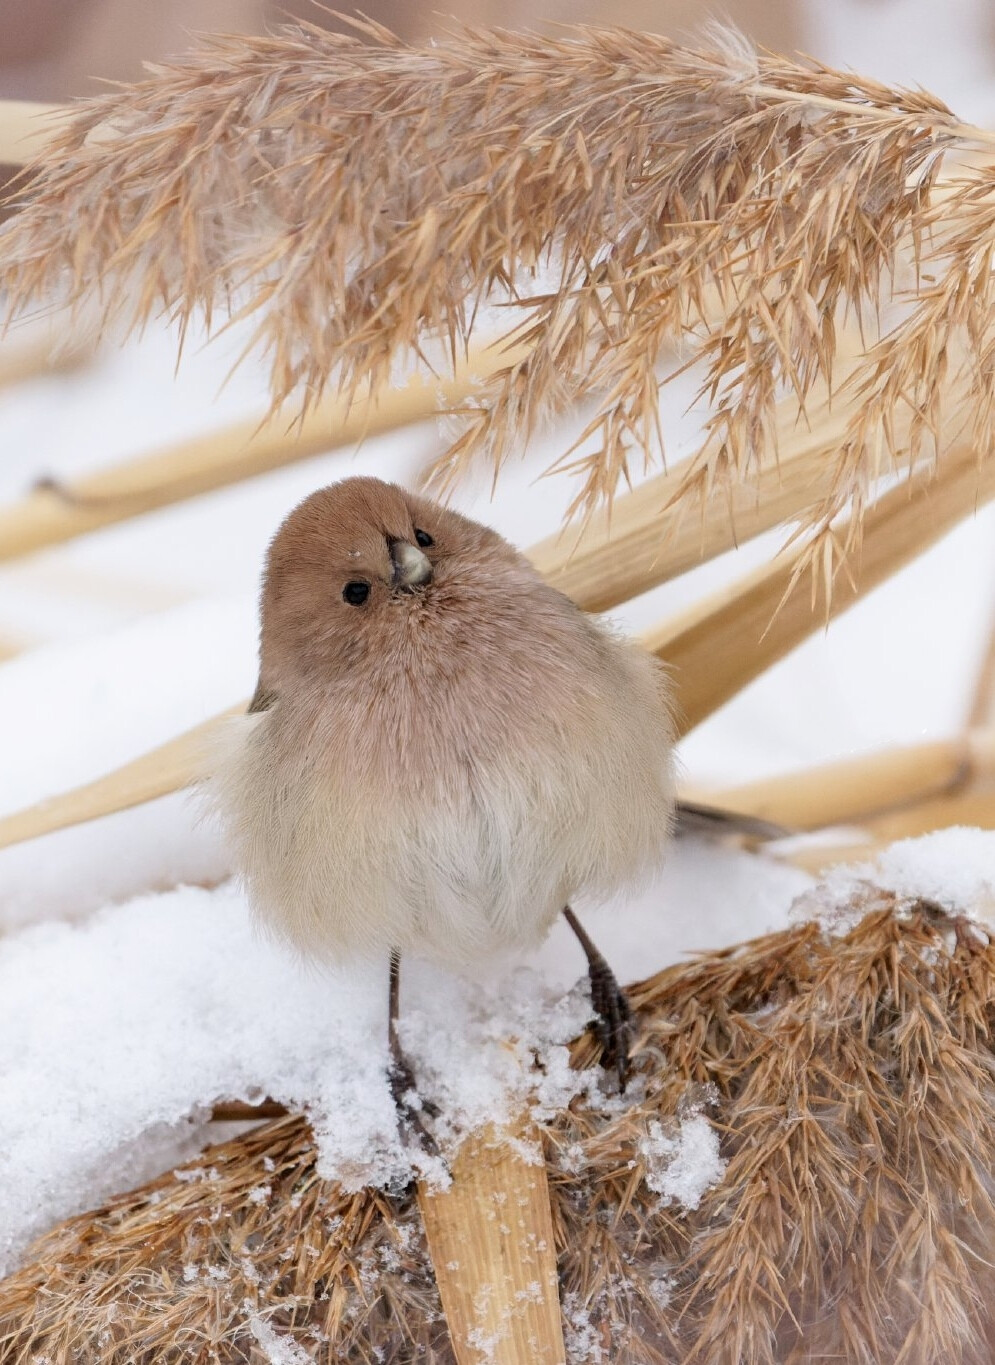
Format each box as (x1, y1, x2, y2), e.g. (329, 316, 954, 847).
(211, 632, 674, 968)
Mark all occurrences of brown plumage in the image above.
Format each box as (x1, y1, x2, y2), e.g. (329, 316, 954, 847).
(207, 477, 675, 1114)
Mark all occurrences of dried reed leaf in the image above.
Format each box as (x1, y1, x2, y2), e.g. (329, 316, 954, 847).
(3, 23, 995, 566)
(3, 895, 995, 1363)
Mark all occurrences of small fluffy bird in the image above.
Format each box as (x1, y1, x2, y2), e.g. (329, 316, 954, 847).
(212, 477, 676, 1144)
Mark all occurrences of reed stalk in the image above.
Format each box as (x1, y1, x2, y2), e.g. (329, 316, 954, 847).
(0, 100, 66, 166)
(532, 376, 853, 612)
(968, 607, 995, 729)
(0, 340, 528, 562)
(784, 788, 995, 873)
(655, 438, 995, 736)
(419, 1124, 566, 1365)
(0, 329, 91, 391)
(705, 730, 995, 833)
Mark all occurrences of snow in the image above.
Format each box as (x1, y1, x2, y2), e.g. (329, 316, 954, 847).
(837, 828, 995, 919)
(0, 840, 807, 1274)
(0, 316, 992, 1277)
(638, 1109, 727, 1211)
(248, 1312, 316, 1365)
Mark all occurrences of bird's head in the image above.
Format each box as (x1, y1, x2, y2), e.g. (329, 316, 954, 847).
(256, 476, 520, 692)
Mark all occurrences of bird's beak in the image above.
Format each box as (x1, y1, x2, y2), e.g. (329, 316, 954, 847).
(389, 539, 433, 591)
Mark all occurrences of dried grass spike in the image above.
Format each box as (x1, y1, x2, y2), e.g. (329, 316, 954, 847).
(3, 22, 995, 558)
(3, 893, 995, 1363)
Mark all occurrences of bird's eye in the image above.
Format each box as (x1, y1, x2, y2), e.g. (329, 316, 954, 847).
(414, 528, 433, 548)
(342, 581, 370, 606)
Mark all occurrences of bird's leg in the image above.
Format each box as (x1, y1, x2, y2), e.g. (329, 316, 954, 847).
(387, 950, 440, 1154)
(563, 906, 633, 1089)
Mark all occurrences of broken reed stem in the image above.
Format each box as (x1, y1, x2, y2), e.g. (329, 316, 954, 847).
(702, 729, 995, 833)
(0, 340, 529, 562)
(654, 438, 995, 737)
(419, 1123, 566, 1365)
(2, 441, 990, 852)
(0, 100, 67, 166)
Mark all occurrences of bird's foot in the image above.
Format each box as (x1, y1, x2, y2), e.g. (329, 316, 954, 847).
(587, 957, 633, 1091)
(388, 1048, 440, 1157)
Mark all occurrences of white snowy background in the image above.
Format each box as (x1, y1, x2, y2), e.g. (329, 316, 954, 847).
(1, 1, 995, 1277)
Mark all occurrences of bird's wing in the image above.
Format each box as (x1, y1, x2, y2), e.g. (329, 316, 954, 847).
(248, 680, 279, 714)
(673, 800, 789, 843)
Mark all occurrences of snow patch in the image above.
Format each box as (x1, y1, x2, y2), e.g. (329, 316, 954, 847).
(638, 1109, 727, 1211)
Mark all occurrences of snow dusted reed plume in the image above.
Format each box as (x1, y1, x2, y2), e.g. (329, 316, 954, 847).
(4, 882, 995, 1362)
(4, 21, 995, 582)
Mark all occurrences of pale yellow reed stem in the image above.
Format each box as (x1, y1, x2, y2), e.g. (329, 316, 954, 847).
(0, 100, 67, 165)
(656, 440, 995, 737)
(783, 785, 995, 875)
(0, 709, 243, 851)
(530, 402, 849, 612)
(967, 605, 995, 730)
(419, 1123, 565, 1365)
(0, 331, 92, 390)
(700, 731, 995, 833)
(0, 341, 529, 562)
(0, 331, 863, 578)
(0, 633, 30, 663)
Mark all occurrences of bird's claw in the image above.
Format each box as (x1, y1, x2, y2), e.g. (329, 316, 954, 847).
(388, 1052, 441, 1157)
(588, 958, 633, 1090)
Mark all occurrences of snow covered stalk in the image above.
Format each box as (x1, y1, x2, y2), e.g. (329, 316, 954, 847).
(419, 1124, 566, 1365)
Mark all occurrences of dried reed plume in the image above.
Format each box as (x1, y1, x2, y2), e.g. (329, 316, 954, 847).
(4, 890, 995, 1363)
(3, 21, 995, 576)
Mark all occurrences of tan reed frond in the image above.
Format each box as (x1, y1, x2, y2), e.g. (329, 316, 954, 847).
(3, 22, 995, 563)
(3, 894, 995, 1363)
